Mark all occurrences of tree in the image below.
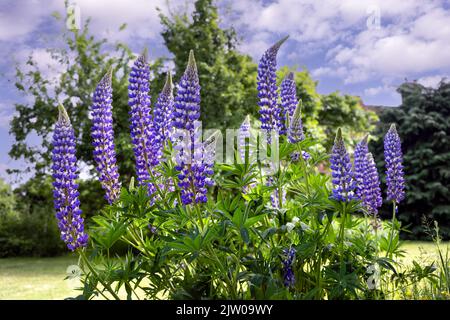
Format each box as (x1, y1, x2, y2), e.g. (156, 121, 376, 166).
(0, 179, 15, 217)
(158, 0, 258, 129)
(277, 67, 378, 152)
(372, 80, 450, 239)
(9, 14, 166, 181)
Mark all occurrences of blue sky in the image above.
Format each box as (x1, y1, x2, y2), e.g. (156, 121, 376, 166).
(0, 0, 449, 184)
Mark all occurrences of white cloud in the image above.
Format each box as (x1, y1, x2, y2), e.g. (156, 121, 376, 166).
(417, 75, 448, 88)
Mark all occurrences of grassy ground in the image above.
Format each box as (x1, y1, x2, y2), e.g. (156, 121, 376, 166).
(0, 255, 80, 300)
(0, 241, 448, 300)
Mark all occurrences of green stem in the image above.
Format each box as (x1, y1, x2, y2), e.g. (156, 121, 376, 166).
(338, 203, 347, 270)
(386, 201, 397, 258)
(79, 250, 121, 300)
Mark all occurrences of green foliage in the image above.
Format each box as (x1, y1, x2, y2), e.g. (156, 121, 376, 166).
(158, 0, 258, 129)
(74, 137, 432, 300)
(0, 179, 15, 217)
(372, 81, 450, 239)
(0, 177, 65, 257)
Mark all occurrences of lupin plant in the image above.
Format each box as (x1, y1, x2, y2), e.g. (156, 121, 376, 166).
(384, 123, 405, 256)
(354, 135, 382, 215)
(128, 51, 159, 196)
(48, 39, 432, 302)
(258, 36, 288, 141)
(330, 128, 356, 202)
(52, 105, 88, 251)
(173, 51, 214, 204)
(90, 68, 122, 204)
(384, 124, 405, 207)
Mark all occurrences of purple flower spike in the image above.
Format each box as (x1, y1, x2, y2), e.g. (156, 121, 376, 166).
(282, 247, 296, 288)
(154, 72, 175, 148)
(354, 135, 369, 200)
(258, 36, 288, 141)
(281, 72, 298, 127)
(287, 102, 305, 144)
(91, 68, 122, 204)
(330, 128, 356, 202)
(173, 51, 214, 205)
(128, 51, 158, 196)
(364, 153, 383, 214)
(384, 124, 405, 204)
(173, 50, 201, 132)
(52, 105, 88, 251)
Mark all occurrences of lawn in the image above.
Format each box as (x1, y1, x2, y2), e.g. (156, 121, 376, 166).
(0, 241, 448, 300)
(0, 255, 80, 300)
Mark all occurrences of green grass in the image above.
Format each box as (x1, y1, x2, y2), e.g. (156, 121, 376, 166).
(0, 255, 80, 300)
(0, 241, 448, 300)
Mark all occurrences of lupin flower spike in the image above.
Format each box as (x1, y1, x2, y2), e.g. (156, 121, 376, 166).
(282, 247, 296, 288)
(330, 128, 356, 202)
(364, 152, 383, 214)
(52, 104, 88, 251)
(128, 50, 159, 196)
(154, 71, 175, 147)
(354, 135, 369, 200)
(280, 72, 298, 126)
(384, 124, 405, 204)
(287, 101, 305, 143)
(258, 36, 289, 141)
(173, 50, 201, 132)
(174, 51, 214, 204)
(90, 68, 122, 204)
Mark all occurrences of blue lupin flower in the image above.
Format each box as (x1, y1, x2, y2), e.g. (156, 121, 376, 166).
(52, 105, 88, 251)
(258, 36, 288, 141)
(173, 50, 201, 132)
(330, 128, 356, 202)
(173, 51, 214, 204)
(290, 150, 310, 163)
(364, 153, 383, 214)
(287, 102, 305, 144)
(280, 72, 298, 126)
(384, 124, 405, 204)
(128, 51, 158, 196)
(90, 69, 122, 204)
(153, 72, 175, 148)
(354, 135, 369, 200)
(282, 247, 296, 288)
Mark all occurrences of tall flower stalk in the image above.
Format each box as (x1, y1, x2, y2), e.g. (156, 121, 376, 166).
(153, 72, 175, 148)
(280, 72, 298, 126)
(330, 128, 356, 202)
(173, 51, 214, 205)
(90, 69, 121, 204)
(282, 247, 296, 288)
(287, 102, 305, 144)
(258, 36, 288, 142)
(354, 135, 382, 216)
(128, 51, 158, 196)
(52, 104, 87, 251)
(384, 124, 405, 257)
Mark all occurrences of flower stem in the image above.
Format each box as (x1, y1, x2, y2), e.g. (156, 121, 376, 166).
(79, 249, 121, 300)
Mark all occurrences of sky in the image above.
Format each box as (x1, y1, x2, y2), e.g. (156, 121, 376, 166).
(0, 0, 449, 184)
